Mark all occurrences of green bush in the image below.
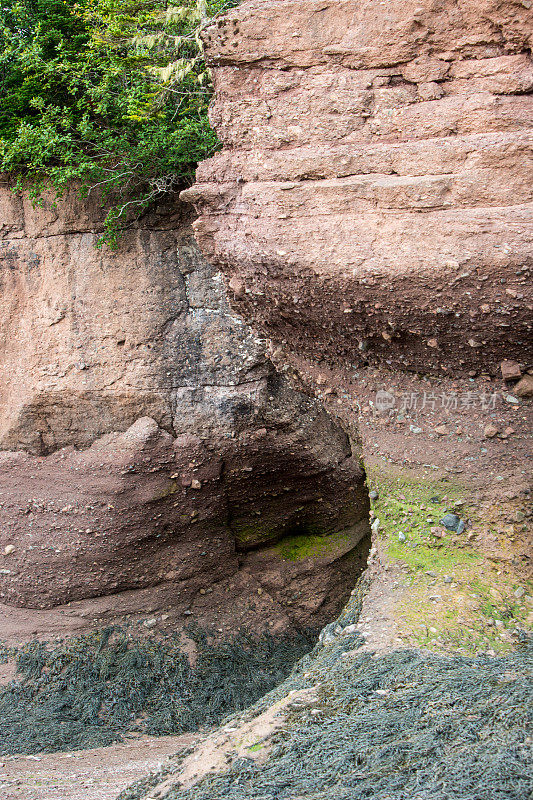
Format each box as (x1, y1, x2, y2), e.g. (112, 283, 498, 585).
(0, 0, 235, 246)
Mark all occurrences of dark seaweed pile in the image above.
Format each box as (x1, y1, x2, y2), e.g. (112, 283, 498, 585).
(0, 625, 316, 755)
(150, 636, 533, 800)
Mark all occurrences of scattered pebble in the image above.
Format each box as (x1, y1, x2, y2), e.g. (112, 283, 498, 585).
(500, 360, 521, 381)
(3, 545, 15, 556)
(398, 532, 406, 542)
(440, 513, 465, 534)
(514, 587, 526, 599)
(484, 424, 499, 439)
(369, 490, 379, 501)
(143, 618, 157, 628)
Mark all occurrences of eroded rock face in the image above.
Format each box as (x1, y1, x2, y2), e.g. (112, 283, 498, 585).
(0, 188, 369, 616)
(183, 0, 533, 377)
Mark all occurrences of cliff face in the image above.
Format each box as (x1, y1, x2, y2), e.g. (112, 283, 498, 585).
(182, 0, 532, 632)
(0, 187, 369, 620)
(184, 0, 532, 377)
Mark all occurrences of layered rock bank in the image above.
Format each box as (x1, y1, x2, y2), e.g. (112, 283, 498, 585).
(0, 186, 369, 622)
(183, 0, 532, 646)
(184, 0, 532, 377)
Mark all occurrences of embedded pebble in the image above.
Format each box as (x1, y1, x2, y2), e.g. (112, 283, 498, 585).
(440, 513, 465, 533)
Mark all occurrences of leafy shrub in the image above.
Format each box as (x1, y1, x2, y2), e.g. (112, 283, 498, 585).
(0, 0, 235, 246)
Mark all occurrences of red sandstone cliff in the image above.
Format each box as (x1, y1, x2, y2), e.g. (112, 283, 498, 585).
(0, 188, 369, 623)
(183, 0, 532, 579)
(183, 0, 532, 377)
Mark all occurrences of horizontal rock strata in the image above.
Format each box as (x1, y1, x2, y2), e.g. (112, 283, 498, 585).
(183, 0, 533, 377)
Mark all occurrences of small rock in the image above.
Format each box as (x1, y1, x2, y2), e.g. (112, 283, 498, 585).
(418, 81, 443, 101)
(434, 425, 449, 435)
(484, 424, 499, 438)
(494, 620, 504, 629)
(500, 361, 521, 382)
(190, 479, 202, 489)
(500, 427, 515, 440)
(3, 545, 15, 556)
(429, 626, 438, 634)
(161, 614, 170, 621)
(369, 489, 379, 501)
(410, 425, 422, 434)
(440, 513, 465, 533)
(514, 587, 526, 599)
(443, 575, 453, 584)
(342, 624, 359, 635)
(503, 394, 519, 404)
(143, 618, 157, 628)
(516, 511, 526, 522)
(183, 609, 193, 616)
(427, 338, 438, 348)
(199, 588, 206, 595)
(398, 532, 406, 542)
(515, 374, 533, 398)
(429, 595, 442, 602)
(371, 518, 380, 535)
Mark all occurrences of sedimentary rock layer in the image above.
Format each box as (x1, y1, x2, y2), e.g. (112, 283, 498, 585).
(0, 189, 369, 613)
(183, 0, 533, 377)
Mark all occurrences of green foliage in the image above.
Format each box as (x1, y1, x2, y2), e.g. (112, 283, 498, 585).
(0, 0, 236, 246)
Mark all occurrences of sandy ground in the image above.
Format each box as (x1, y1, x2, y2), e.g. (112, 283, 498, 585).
(0, 735, 197, 800)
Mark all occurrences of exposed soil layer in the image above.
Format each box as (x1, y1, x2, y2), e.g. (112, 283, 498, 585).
(0, 188, 370, 622)
(183, 0, 533, 378)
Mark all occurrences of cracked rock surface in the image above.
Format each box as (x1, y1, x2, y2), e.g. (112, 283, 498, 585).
(0, 190, 369, 617)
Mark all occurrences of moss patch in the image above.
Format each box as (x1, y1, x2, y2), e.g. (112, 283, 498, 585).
(275, 530, 353, 561)
(367, 466, 532, 655)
